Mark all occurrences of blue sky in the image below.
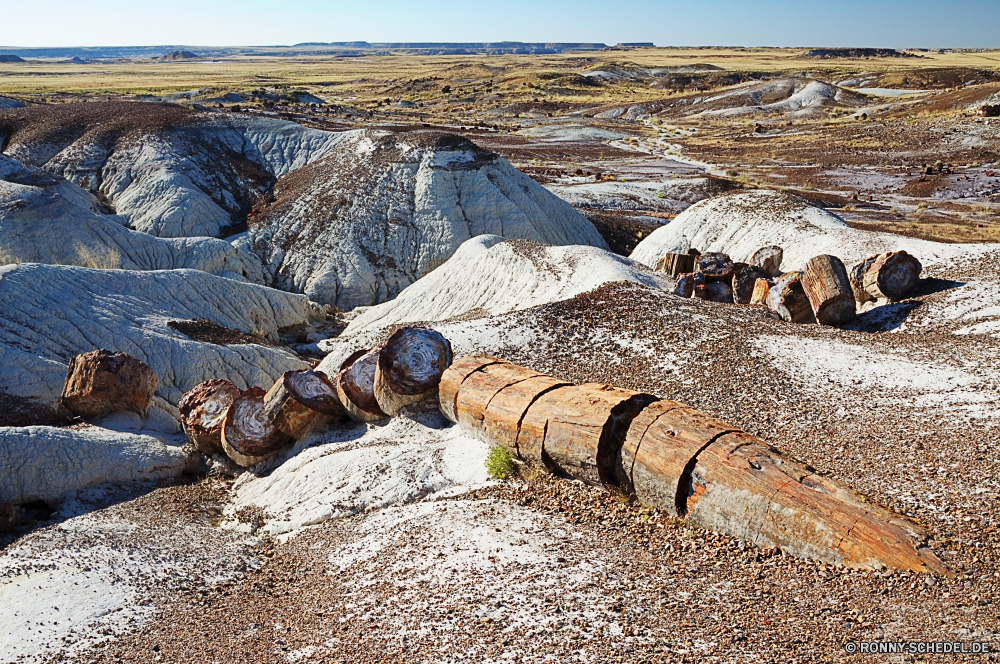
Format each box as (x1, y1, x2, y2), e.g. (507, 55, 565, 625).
(4, 0, 998, 48)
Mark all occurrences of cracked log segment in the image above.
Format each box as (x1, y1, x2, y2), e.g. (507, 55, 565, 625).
(862, 251, 922, 301)
(374, 327, 453, 416)
(733, 265, 770, 304)
(264, 369, 347, 440)
(802, 254, 856, 326)
(654, 252, 695, 277)
(178, 379, 242, 455)
(60, 349, 157, 419)
(751, 245, 783, 278)
(336, 350, 389, 422)
(695, 252, 735, 283)
(849, 255, 879, 304)
(221, 386, 293, 467)
(750, 278, 772, 305)
(766, 272, 817, 324)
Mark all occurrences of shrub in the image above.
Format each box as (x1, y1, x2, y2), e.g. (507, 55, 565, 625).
(485, 443, 516, 480)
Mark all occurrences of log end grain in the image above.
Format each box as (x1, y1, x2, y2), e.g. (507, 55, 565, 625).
(178, 379, 242, 455)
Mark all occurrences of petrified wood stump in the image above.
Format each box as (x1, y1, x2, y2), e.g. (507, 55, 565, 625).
(336, 350, 389, 422)
(264, 369, 346, 440)
(60, 349, 157, 418)
(373, 327, 453, 416)
(221, 387, 293, 467)
(694, 281, 733, 303)
(178, 379, 242, 455)
(862, 251, 922, 301)
(673, 272, 701, 298)
(802, 254, 856, 326)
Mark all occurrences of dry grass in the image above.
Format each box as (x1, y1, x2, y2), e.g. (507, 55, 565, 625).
(0, 246, 22, 266)
(74, 244, 121, 269)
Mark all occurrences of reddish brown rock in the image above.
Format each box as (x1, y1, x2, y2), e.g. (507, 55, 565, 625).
(60, 349, 157, 418)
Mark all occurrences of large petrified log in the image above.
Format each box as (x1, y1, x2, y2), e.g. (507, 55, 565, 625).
(373, 327, 453, 416)
(264, 369, 346, 439)
(862, 251, 922, 301)
(335, 350, 389, 422)
(802, 254, 856, 326)
(750, 245, 783, 277)
(178, 379, 242, 455)
(732, 265, 770, 304)
(60, 349, 157, 418)
(766, 272, 817, 324)
(654, 252, 696, 276)
(695, 252, 735, 283)
(221, 386, 293, 467)
(750, 278, 772, 305)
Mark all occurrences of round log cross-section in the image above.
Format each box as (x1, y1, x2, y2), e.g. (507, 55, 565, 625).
(264, 369, 346, 440)
(862, 251, 922, 301)
(695, 252, 735, 283)
(336, 350, 389, 422)
(178, 379, 242, 455)
(60, 349, 157, 419)
(374, 327, 453, 416)
(750, 245, 784, 277)
(221, 386, 293, 467)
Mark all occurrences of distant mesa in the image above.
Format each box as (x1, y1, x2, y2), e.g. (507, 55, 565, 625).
(161, 50, 199, 60)
(0, 54, 25, 63)
(800, 48, 918, 59)
(69, 56, 86, 64)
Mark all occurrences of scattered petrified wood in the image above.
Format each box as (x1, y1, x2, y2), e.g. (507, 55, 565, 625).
(750, 245, 783, 277)
(695, 252, 735, 282)
(0, 501, 17, 533)
(373, 327, 453, 416)
(732, 265, 770, 304)
(178, 379, 242, 455)
(60, 349, 157, 419)
(862, 251, 922, 301)
(264, 369, 346, 439)
(766, 272, 817, 324)
(221, 387, 293, 467)
(673, 272, 702, 298)
(802, 254, 856, 326)
(750, 278, 772, 305)
(654, 252, 695, 276)
(694, 281, 733, 303)
(849, 255, 879, 303)
(517, 383, 657, 488)
(336, 350, 389, 422)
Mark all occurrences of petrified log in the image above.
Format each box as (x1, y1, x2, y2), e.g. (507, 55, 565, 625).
(750, 245, 783, 277)
(60, 349, 157, 418)
(221, 387, 293, 467)
(766, 272, 817, 324)
(438, 355, 508, 423)
(654, 252, 696, 276)
(862, 251, 922, 301)
(0, 501, 17, 533)
(178, 379, 242, 455)
(264, 369, 346, 439)
(336, 350, 389, 422)
(373, 327, 453, 416)
(695, 252, 734, 282)
(517, 384, 657, 488)
(750, 278, 772, 305)
(672, 272, 702, 298)
(454, 362, 545, 434)
(849, 255, 879, 304)
(694, 281, 733, 303)
(802, 254, 856, 326)
(732, 265, 770, 304)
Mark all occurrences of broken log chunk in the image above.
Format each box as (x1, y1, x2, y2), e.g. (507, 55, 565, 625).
(683, 434, 948, 574)
(750, 278, 772, 305)
(849, 255, 879, 304)
(221, 386, 293, 467)
(453, 362, 546, 437)
(517, 383, 658, 488)
(766, 272, 817, 324)
(694, 281, 733, 303)
(483, 375, 573, 460)
(59, 349, 157, 419)
(654, 252, 695, 276)
(178, 379, 242, 455)
(264, 369, 346, 440)
(0, 501, 17, 533)
(732, 265, 770, 304)
(862, 251, 922, 301)
(695, 252, 734, 282)
(672, 272, 702, 298)
(438, 355, 507, 423)
(750, 245, 783, 277)
(373, 327, 453, 416)
(336, 350, 389, 422)
(802, 254, 857, 326)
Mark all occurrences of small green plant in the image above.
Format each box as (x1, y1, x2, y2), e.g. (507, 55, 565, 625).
(726, 169, 739, 177)
(485, 443, 516, 480)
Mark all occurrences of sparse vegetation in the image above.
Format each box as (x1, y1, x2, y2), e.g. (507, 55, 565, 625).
(485, 443, 517, 480)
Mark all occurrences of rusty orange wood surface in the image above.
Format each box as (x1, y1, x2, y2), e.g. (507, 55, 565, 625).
(437, 355, 506, 423)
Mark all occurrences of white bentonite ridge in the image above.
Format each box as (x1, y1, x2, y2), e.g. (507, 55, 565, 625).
(630, 189, 997, 271)
(0, 264, 311, 413)
(248, 130, 609, 309)
(342, 235, 671, 337)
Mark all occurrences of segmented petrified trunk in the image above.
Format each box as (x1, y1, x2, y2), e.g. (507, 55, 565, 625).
(264, 369, 346, 439)
(654, 252, 696, 276)
(732, 265, 770, 304)
(766, 272, 817, 324)
(178, 379, 242, 455)
(850, 255, 879, 303)
(438, 355, 507, 423)
(750, 278, 772, 305)
(673, 272, 701, 298)
(336, 350, 389, 422)
(862, 251, 922, 301)
(695, 252, 734, 283)
(60, 349, 157, 418)
(373, 328, 453, 416)
(517, 384, 658, 488)
(0, 501, 17, 533)
(221, 387, 293, 467)
(802, 254, 856, 326)
(694, 281, 733, 303)
(751, 245, 783, 277)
